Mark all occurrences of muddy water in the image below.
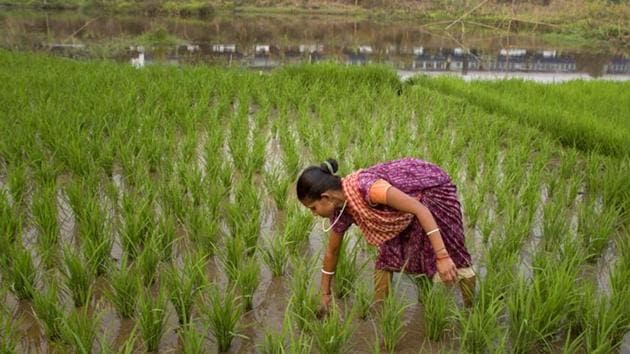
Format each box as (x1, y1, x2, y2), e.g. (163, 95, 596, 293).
(1, 10, 629, 80)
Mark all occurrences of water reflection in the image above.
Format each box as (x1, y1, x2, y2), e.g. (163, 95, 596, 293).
(1, 10, 628, 78)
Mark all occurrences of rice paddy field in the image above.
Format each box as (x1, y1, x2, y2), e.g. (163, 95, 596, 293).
(0, 49, 629, 353)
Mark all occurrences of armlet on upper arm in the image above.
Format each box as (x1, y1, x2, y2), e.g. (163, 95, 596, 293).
(368, 179, 392, 205)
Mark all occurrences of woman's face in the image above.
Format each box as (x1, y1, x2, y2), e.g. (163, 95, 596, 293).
(302, 196, 336, 218)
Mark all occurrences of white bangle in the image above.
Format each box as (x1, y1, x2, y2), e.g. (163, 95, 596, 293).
(321, 268, 335, 275)
(426, 228, 440, 236)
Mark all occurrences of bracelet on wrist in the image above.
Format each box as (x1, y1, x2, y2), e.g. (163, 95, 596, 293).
(321, 268, 335, 275)
(426, 228, 440, 236)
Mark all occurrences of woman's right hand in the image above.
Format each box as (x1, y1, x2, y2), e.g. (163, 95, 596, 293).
(317, 293, 332, 319)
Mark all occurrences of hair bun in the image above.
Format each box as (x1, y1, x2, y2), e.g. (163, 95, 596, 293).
(320, 158, 339, 175)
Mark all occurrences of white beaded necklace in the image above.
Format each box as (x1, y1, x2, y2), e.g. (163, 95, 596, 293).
(322, 200, 348, 232)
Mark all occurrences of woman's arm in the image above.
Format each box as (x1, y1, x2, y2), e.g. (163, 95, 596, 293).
(320, 230, 344, 295)
(382, 186, 458, 282)
(318, 230, 343, 317)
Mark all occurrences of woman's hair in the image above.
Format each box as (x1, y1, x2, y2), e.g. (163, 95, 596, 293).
(296, 158, 342, 201)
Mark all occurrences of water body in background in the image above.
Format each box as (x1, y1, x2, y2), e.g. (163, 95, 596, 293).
(1, 10, 628, 81)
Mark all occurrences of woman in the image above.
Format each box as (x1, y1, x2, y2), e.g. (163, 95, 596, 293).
(296, 158, 476, 314)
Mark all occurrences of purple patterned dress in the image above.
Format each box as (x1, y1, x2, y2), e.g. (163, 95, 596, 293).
(329, 158, 472, 277)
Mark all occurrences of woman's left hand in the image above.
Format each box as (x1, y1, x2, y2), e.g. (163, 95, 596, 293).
(436, 256, 457, 284)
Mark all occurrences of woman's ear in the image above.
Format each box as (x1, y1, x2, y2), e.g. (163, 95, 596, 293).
(320, 191, 332, 201)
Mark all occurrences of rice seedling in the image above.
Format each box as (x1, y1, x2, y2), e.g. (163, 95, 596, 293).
(136, 235, 161, 286)
(121, 191, 155, 260)
(352, 279, 372, 320)
(202, 284, 243, 352)
(5, 245, 37, 300)
(33, 183, 60, 267)
(455, 283, 504, 354)
(221, 233, 249, 283)
(235, 256, 261, 312)
(6, 161, 28, 209)
(334, 239, 365, 298)
(31, 283, 65, 341)
(107, 258, 141, 319)
(163, 254, 206, 325)
(264, 167, 291, 211)
(180, 321, 206, 354)
(0, 192, 21, 250)
(507, 253, 579, 353)
(283, 204, 313, 252)
(137, 285, 169, 352)
(0, 289, 18, 353)
(259, 327, 286, 354)
(578, 196, 619, 262)
(288, 256, 319, 331)
(260, 231, 290, 277)
(378, 287, 410, 353)
(156, 212, 177, 261)
(309, 304, 355, 354)
(423, 284, 455, 341)
(185, 204, 218, 256)
(62, 246, 96, 307)
(60, 305, 100, 354)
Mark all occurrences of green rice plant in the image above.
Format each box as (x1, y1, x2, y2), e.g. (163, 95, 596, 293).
(235, 256, 260, 312)
(221, 233, 249, 283)
(136, 235, 161, 286)
(185, 204, 218, 256)
(202, 284, 243, 352)
(227, 179, 261, 253)
(578, 196, 619, 262)
(99, 326, 139, 354)
(33, 183, 60, 267)
(163, 255, 205, 325)
(62, 247, 96, 307)
(60, 305, 100, 354)
(160, 178, 189, 224)
(6, 245, 37, 300)
(0, 191, 22, 246)
(0, 288, 18, 353)
(82, 230, 113, 277)
(309, 305, 355, 354)
(570, 282, 627, 353)
(106, 258, 141, 319)
(7, 161, 28, 209)
(121, 191, 155, 260)
(260, 231, 290, 277)
(283, 310, 313, 354)
(334, 240, 365, 298)
(507, 254, 579, 353)
(424, 284, 455, 341)
(137, 285, 169, 353)
(31, 283, 65, 341)
(456, 283, 504, 354)
(284, 204, 313, 252)
(180, 321, 206, 354)
(264, 167, 291, 211)
(259, 328, 285, 354)
(352, 279, 372, 320)
(608, 236, 630, 347)
(288, 256, 319, 331)
(156, 213, 176, 261)
(378, 287, 410, 352)
(541, 195, 570, 251)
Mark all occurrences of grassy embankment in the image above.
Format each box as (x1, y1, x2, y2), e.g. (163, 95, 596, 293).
(0, 0, 628, 48)
(0, 49, 628, 352)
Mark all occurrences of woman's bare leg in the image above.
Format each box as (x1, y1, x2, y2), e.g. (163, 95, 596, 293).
(374, 269, 392, 303)
(459, 275, 476, 308)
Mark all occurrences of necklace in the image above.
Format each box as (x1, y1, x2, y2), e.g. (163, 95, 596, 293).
(322, 200, 348, 232)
